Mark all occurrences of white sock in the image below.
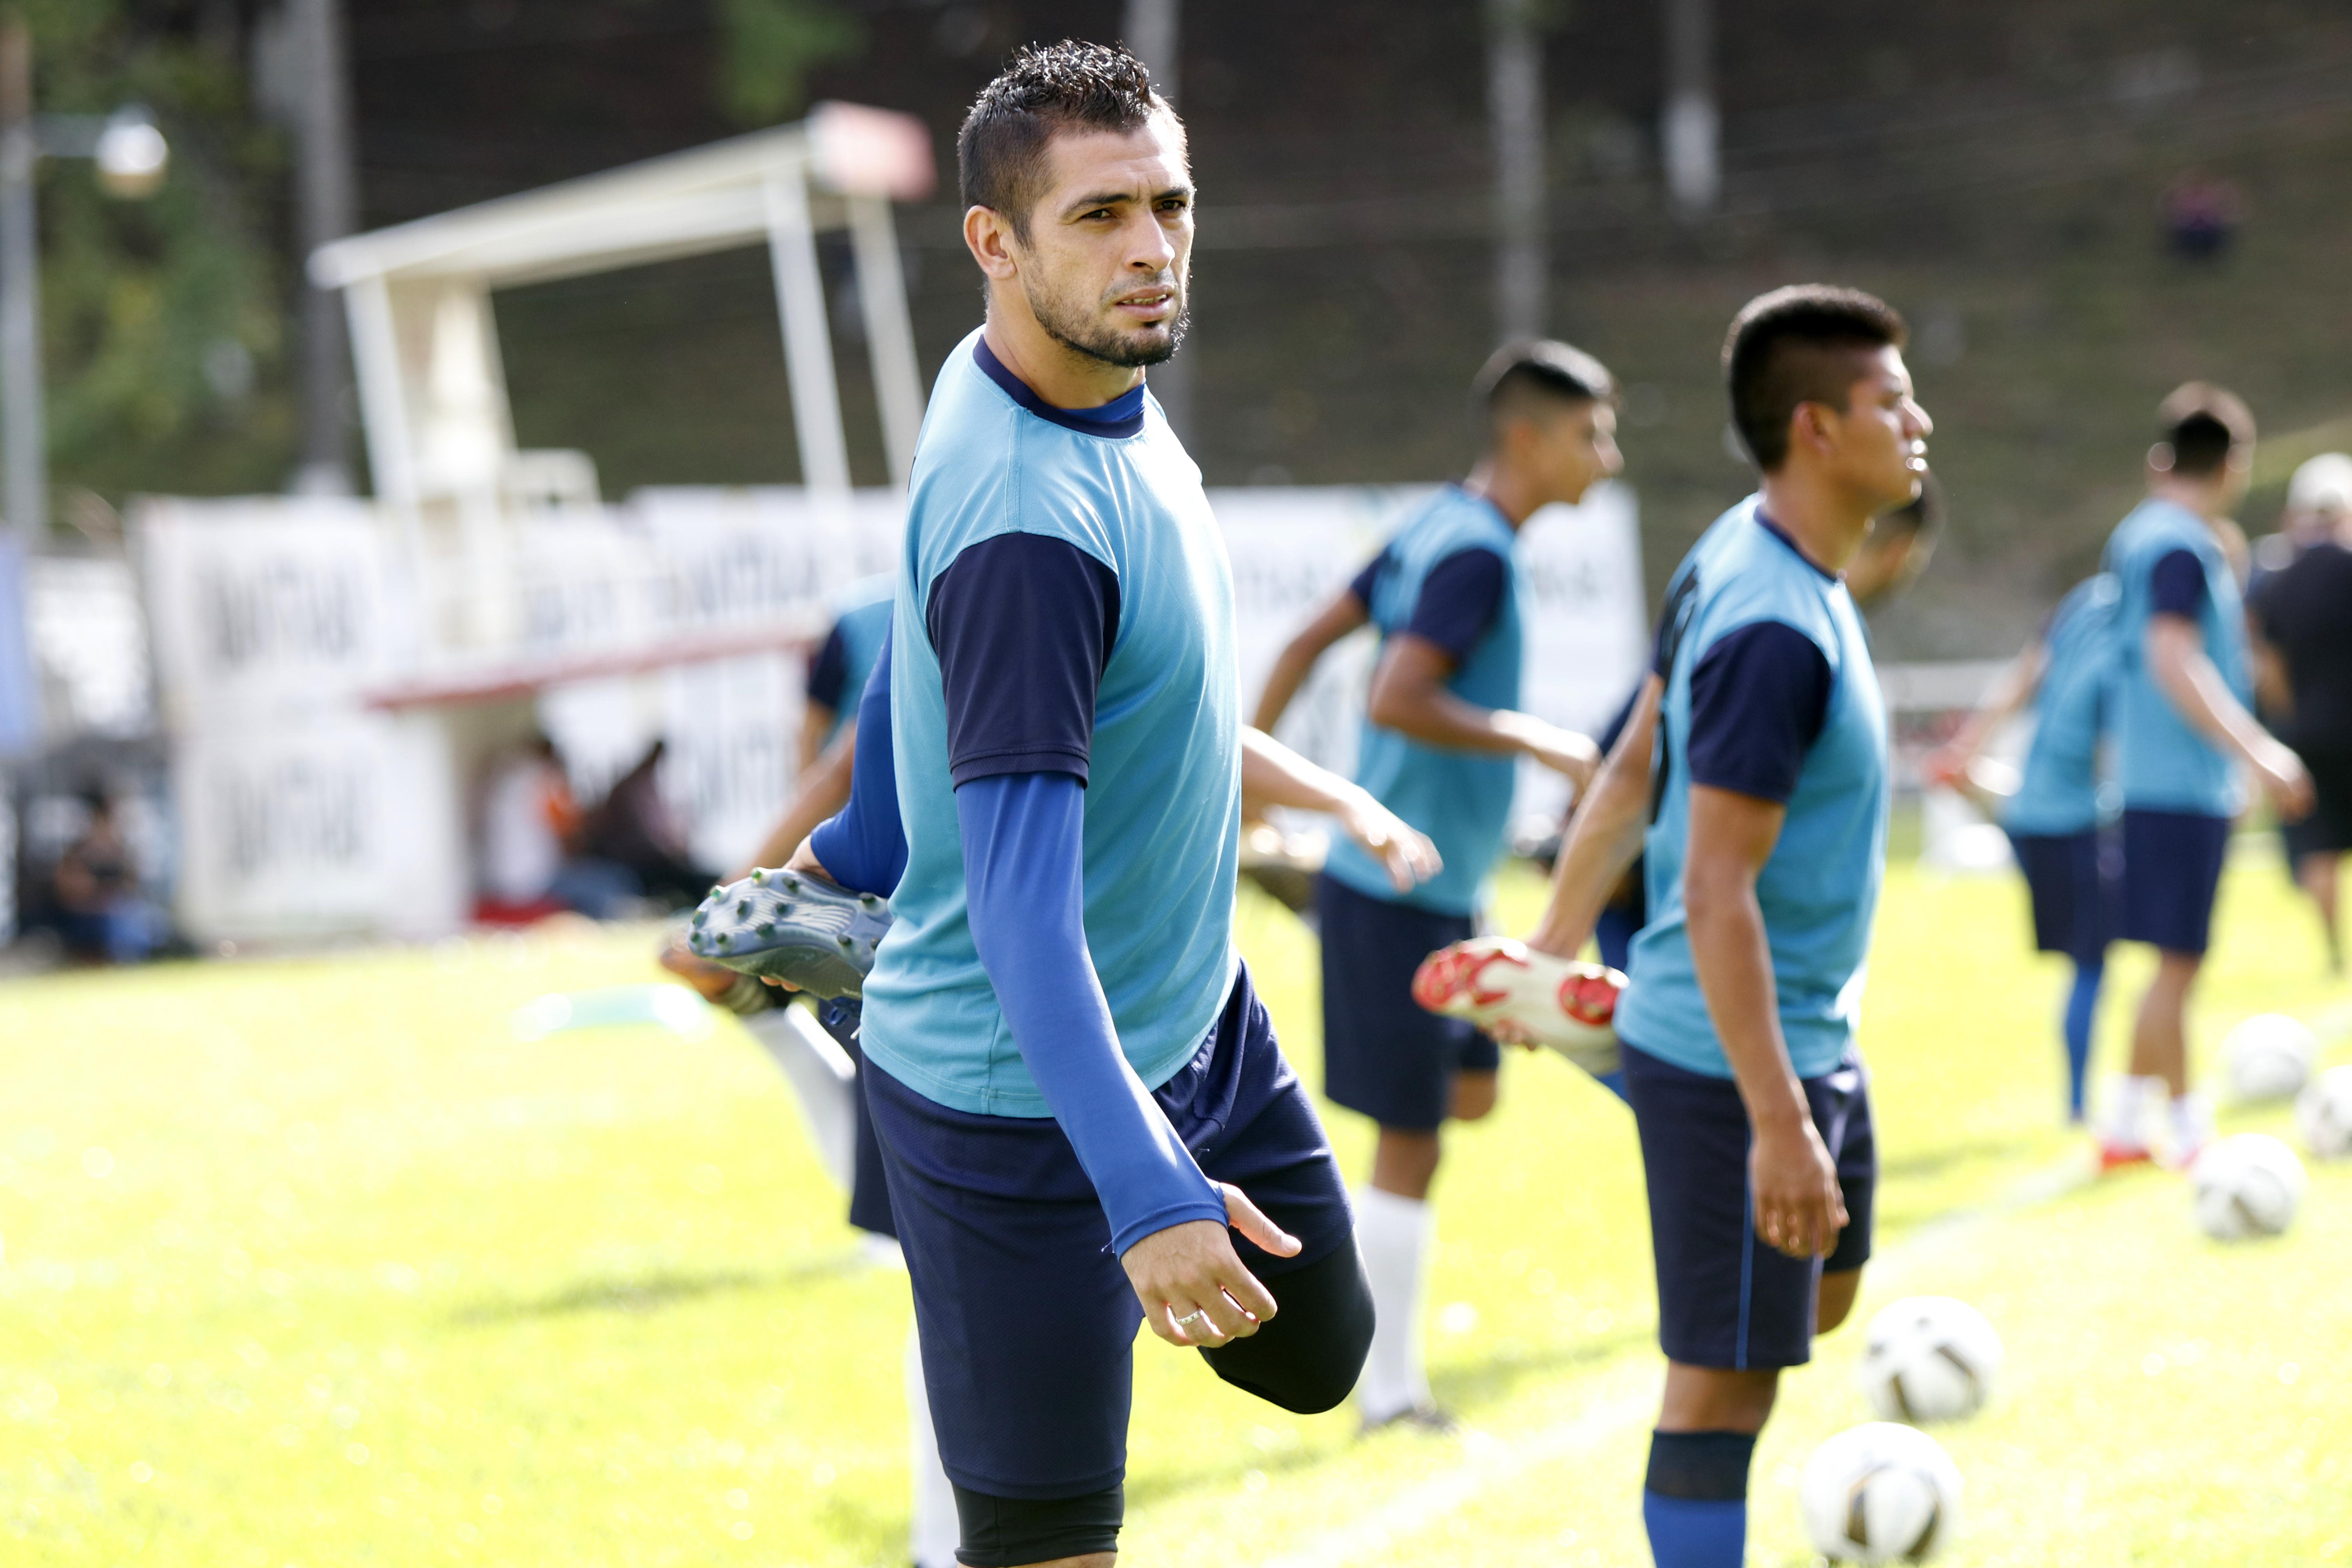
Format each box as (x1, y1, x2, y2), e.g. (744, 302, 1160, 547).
(906, 1323, 959, 1568)
(2169, 1093, 2211, 1157)
(1353, 1187, 1434, 1421)
(2103, 1075, 2160, 1149)
(742, 1004, 858, 1191)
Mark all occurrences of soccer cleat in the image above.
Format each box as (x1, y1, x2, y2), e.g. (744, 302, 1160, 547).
(2095, 1139, 2156, 1174)
(684, 867, 894, 1000)
(1411, 936, 1623, 1078)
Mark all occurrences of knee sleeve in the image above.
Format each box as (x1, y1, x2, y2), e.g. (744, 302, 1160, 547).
(1200, 1239, 1375, 1415)
(950, 1483, 1122, 1567)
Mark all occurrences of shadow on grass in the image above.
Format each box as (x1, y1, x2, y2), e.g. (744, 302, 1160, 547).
(450, 1249, 873, 1325)
(1123, 1325, 1654, 1512)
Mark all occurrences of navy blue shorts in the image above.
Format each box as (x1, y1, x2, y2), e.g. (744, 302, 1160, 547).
(2120, 808, 2232, 956)
(2282, 749, 2352, 862)
(1621, 1041, 1875, 1371)
(863, 962, 1354, 1499)
(1316, 874, 1500, 1131)
(2005, 828, 2118, 966)
(813, 997, 897, 1238)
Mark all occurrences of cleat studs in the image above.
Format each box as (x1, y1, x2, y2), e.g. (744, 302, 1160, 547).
(715, 933, 731, 946)
(836, 935, 854, 947)
(751, 869, 765, 884)
(735, 900, 750, 917)
(755, 924, 774, 938)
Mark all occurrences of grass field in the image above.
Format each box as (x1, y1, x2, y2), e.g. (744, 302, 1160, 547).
(0, 849, 2347, 1565)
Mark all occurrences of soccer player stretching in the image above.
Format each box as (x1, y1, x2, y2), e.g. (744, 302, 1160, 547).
(1253, 342, 1612, 1427)
(1516, 286, 1929, 1567)
(2096, 386, 2312, 1166)
(1929, 571, 2123, 1123)
(853, 44, 1376, 1568)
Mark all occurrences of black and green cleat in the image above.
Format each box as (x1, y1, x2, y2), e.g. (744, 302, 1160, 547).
(683, 867, 893, 1000)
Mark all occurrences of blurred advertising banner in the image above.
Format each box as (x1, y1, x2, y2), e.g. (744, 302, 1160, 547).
(137, 497, 404, 727)
(171, 711, 465, 941)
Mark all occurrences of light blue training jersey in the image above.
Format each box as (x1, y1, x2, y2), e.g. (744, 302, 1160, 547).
(861, 330, 1242, 1117)
(819, 574, 895, 746)
(2002, 575, 2120, 837)
(2103, 498, 2249, 818)
(1323, 487, 1526, 917)
(1617, 498, 1891, 1081)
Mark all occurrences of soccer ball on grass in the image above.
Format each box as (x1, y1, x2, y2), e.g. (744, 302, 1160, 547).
(2189, 1133, 2307, 1240)
(1798, 1421, 1963, 1563)
(2295, 1065, 2352, 1160)
(2222, 1014, 2317, 1103)
(1857, 1296, 2002, 1424)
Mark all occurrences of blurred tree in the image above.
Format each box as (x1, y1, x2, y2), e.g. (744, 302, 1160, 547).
(714, 0, 863, 126)
(21, 2, 294, 508)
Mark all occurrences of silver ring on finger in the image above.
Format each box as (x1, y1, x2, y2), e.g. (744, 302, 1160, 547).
(1175, 1309, 1210, 1332)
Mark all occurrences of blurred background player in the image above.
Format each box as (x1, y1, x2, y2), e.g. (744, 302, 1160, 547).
(1252, 339, 1612, 1429)
(1928, 570, 2122, 1122)
(1508, 286, 1927, 1568)
(2098, 385, 2314, 1168)
(2249, 453, 2352, 975)
(799, 573, 894, 773)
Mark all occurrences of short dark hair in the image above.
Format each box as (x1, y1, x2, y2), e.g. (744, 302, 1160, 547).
(1723, 285, 1909, 471)
(1474, 339, 1615, 435)
(2156, 382, 2255, 477)
(957, 40, 1172, 243)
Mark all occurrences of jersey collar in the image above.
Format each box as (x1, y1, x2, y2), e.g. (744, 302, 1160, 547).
(1753, 508, 1842, 583)
(973, 338, 1148, 439)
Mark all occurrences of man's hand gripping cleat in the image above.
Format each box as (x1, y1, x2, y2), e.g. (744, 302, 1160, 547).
(684, 866, 894, 1000)
(1411, 936, 1624, 1079)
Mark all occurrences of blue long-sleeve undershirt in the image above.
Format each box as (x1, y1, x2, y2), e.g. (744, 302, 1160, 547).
(956, 770, 1227, 1256)
(808, 629, 907, 898)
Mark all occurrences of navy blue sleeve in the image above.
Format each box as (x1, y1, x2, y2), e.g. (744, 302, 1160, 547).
(926, 534, 1120, 788)
(804, 621, 851, 711)
(1346, 547, 1388, 609)
(1402, 548, 1507, 664)
(808, 628, 906, 897)
(1597, 686, 1642, 754)
(958, 772, 1226, 1254)
(1685, 622, 1835, 805)
(2150, 548, 2208, 619)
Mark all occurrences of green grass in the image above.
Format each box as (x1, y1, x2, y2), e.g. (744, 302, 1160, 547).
(0, 856, 2345, 1564)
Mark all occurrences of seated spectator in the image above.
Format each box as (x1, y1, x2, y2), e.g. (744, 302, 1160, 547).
(476, 733, 583, 922)
(53, 790, 163, 964)
(567, 740, 712, 913)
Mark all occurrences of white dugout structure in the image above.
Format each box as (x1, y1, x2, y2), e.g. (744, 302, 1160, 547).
(131, 106, 1655, 946)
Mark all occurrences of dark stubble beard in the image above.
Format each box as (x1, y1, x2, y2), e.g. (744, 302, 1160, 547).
(1027, 271, 1191, 369)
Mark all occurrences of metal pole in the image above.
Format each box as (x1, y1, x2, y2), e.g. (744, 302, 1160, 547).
(846, 194, 924, 488)
(1662, 0, 1719, 218)
(763, 164, 853, 499)
(1486, 0, 1546, 342)
(0, 14, 45, 542)
(1123, 0, 1192, 444)
(293, 0, 358, 489)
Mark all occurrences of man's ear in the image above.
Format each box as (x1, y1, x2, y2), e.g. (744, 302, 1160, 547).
(962, 205, 1020, 281)
(1788, 401, 1837, 465)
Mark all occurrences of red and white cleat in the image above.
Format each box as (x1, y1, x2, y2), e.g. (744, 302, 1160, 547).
(1411, 936, 1624, 1078)
(2095, 1140, 2156, 1175)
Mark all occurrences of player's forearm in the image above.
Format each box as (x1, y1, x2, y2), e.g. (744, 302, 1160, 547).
(1946, 643, 2044, 760)
(1238, 725, 1360, 815)
(1686, 868, 1808, 1129)
(743, 726, 858, 876)
(1252, 592, 1367, 733)
(1368, 679, 1535, 756)
(2149, 621, 2275, 768)
(1526, 755, 1647, 956)
(957, 772, 1225, 1255)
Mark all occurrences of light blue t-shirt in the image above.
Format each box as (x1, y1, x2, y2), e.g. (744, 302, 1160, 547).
(861, 331, 1241, 1117)
(1617, 499, 1890, 1081)
(1324, 488, 1526, 916)
(2104, 498, 2249, 818)
(819, 575, 894, 746)
(2002, 575, 2120, 837)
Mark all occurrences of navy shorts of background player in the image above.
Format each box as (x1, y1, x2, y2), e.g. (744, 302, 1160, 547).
(1615, 498, 1888, 1374)
(857, 333, 1370, 1565)
(1318, 485, 1525, 1132)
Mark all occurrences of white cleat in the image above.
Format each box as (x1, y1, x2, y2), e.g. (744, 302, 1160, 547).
(1412, 937, 1624, 1078)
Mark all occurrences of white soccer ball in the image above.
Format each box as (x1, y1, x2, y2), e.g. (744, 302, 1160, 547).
(2296, 1065, 2352, 1160)
(1799, 1421, 1964, 1563)
(2223, 1013, 2318, 1102)
(1857, 1296, 2003, 1424)
(2189, 1133, 2307, 1240)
